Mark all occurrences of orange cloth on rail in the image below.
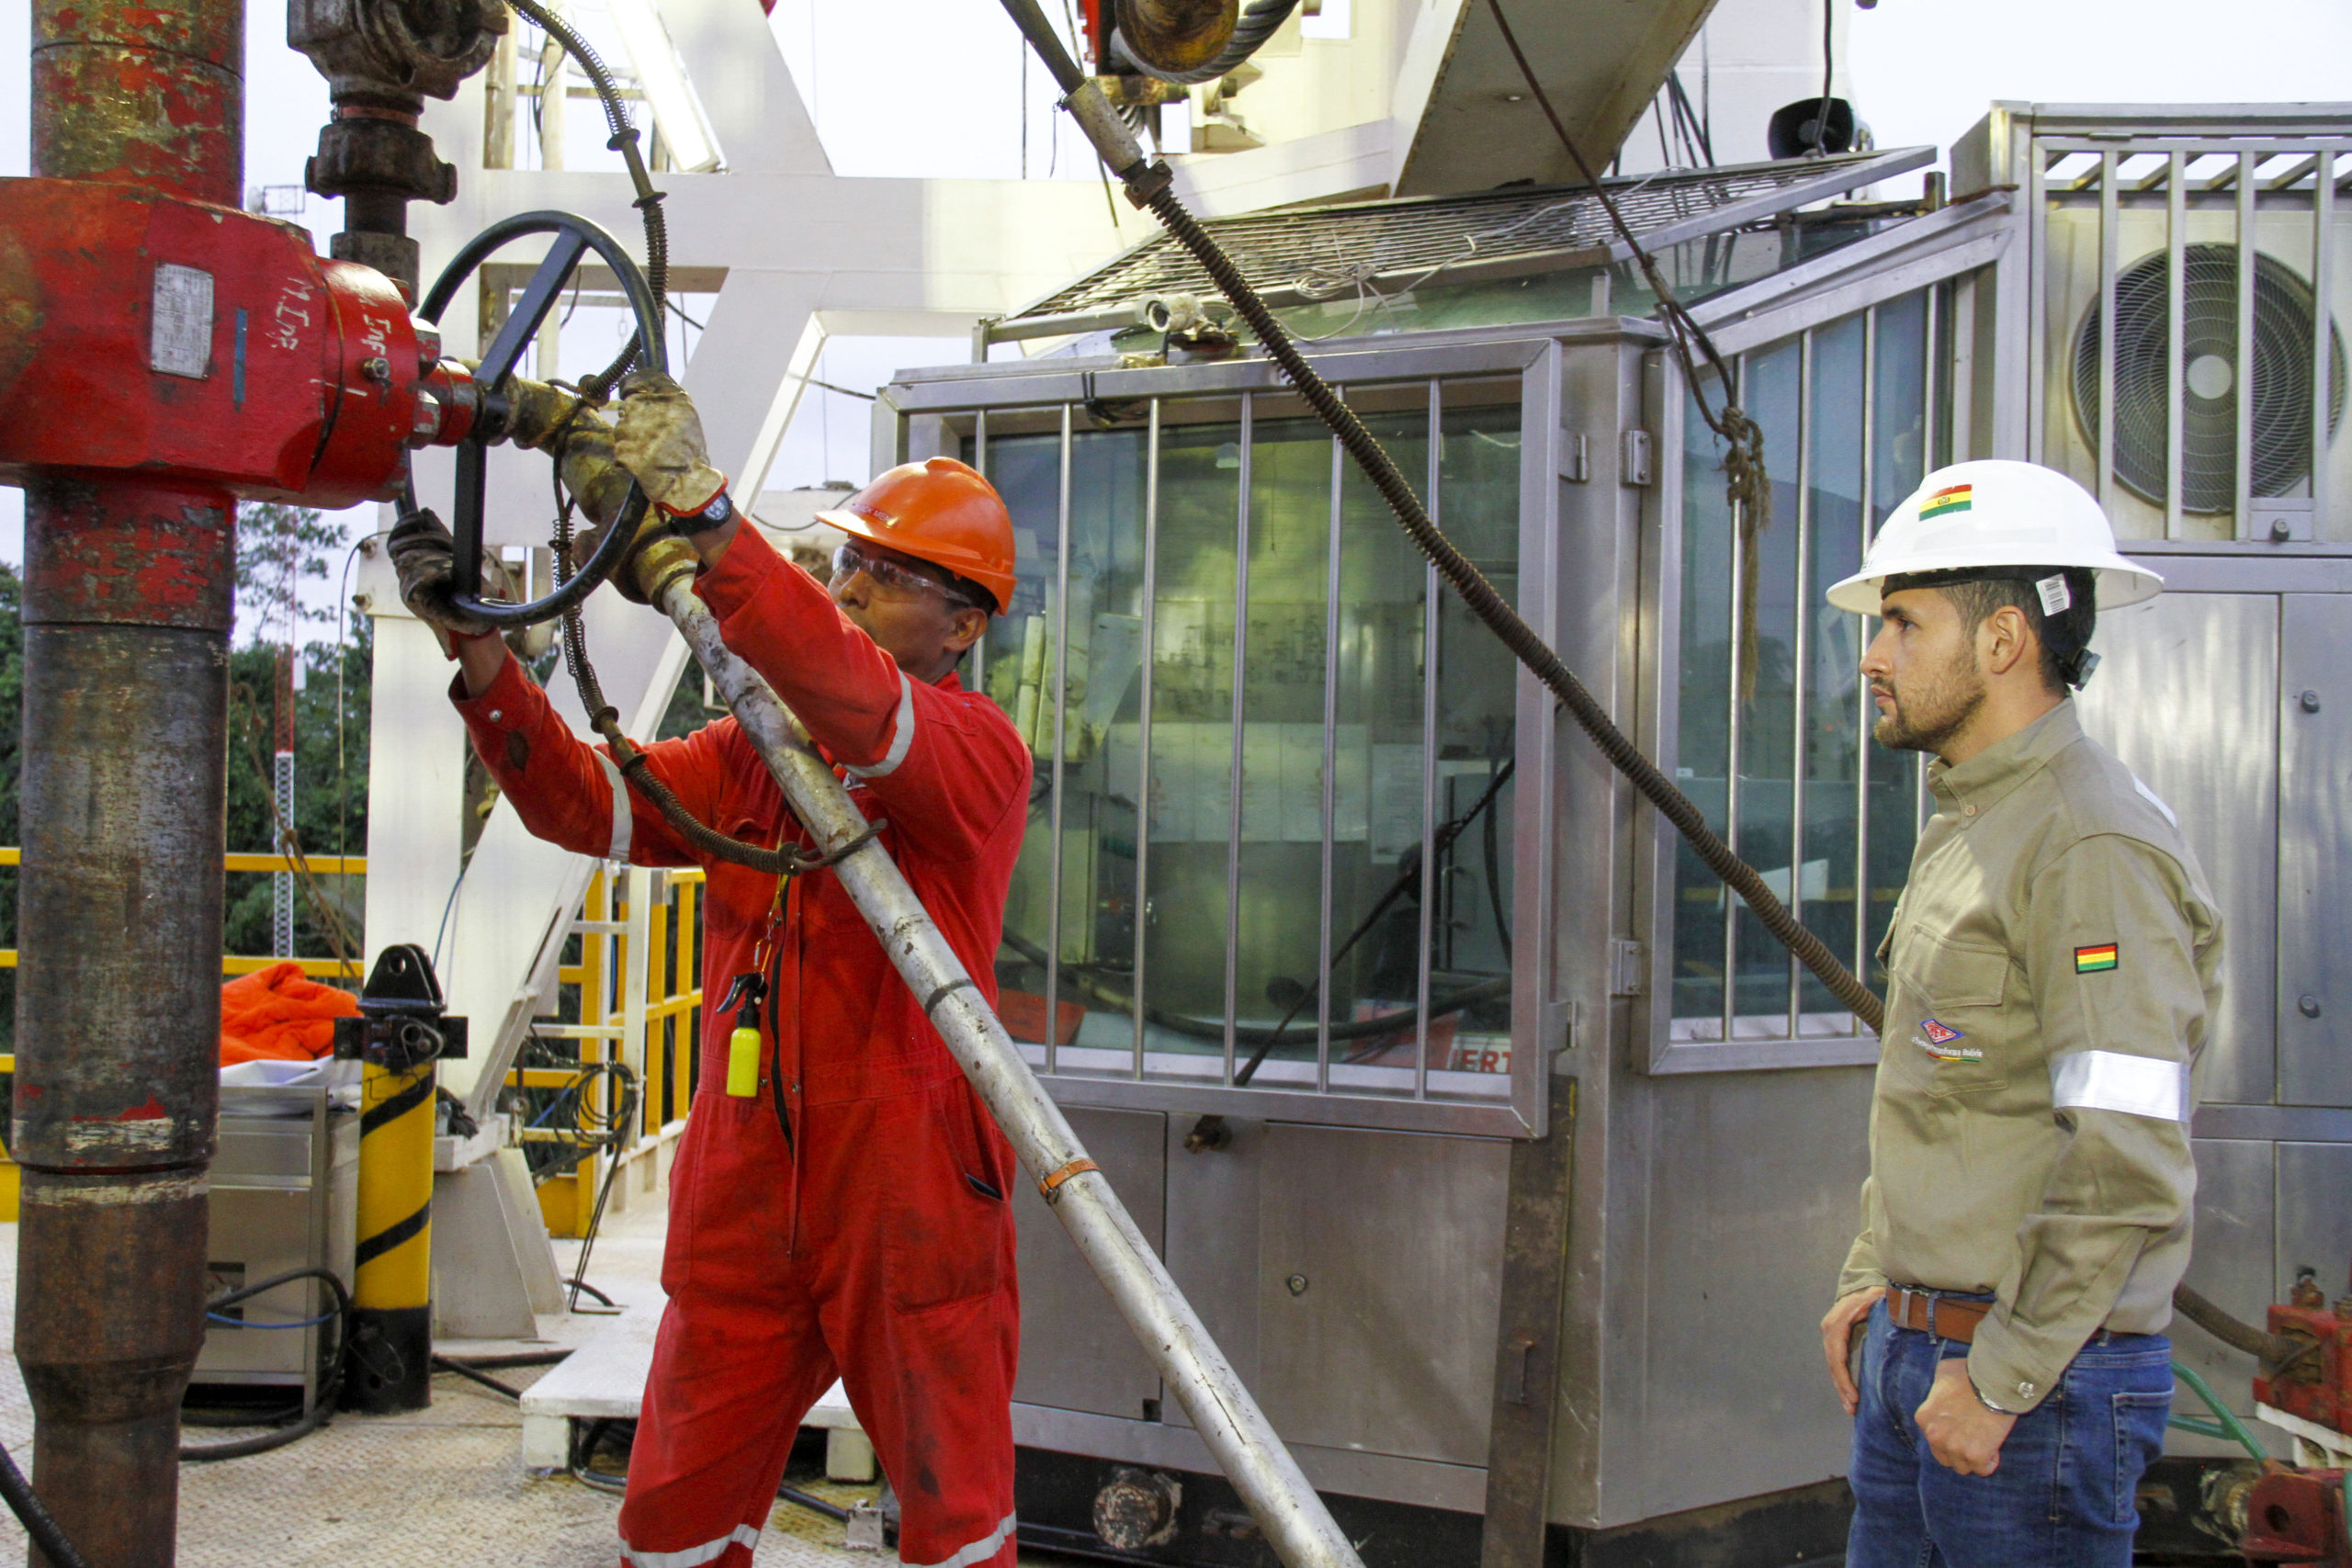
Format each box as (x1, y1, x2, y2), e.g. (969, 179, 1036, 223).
(219, 963, 359, 1066)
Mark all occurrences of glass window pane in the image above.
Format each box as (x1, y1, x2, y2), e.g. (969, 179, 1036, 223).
(1872, 289, 1929, 530)
(1731, 336, 1803, 1033)
(1867, 295, 1932, 979)
(1229, 413, 1335, 1089)
(1671, 383, 1736, 1034)
(1139, 414, 1243, 1084)
(1048, 423, 1151, 1077)
(978, 426, 1068, 1053)
(1424, 391, 1520, 1096)
(1319, 398, 1430, 1100)
(1801, 315, 1865, 1030)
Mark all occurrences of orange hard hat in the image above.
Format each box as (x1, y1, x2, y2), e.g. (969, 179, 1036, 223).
(816, 457, 1017, 615)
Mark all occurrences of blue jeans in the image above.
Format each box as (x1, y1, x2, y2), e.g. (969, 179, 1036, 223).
(1846, 1295, 2173, 1568)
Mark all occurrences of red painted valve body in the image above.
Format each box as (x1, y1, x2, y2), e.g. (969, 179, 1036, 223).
(2256, 1296, 2352, 1434)
(2240, 1468, 2351, 1565)
(0, 178, 476, 508)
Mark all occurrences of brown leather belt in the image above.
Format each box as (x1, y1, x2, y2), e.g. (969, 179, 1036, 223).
(1887, 1286, 1990, 1343)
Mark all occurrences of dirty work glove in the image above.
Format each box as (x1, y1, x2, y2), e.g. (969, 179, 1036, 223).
(386, 508, 502, 656)
(614, 369, 730, 525)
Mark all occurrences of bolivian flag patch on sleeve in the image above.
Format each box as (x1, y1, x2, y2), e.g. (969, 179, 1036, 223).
(2075, 942, 2120, 974)
(1918, 483, 1973, 519)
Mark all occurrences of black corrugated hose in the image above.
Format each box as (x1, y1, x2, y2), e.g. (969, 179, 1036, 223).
(0, 1442, 92, 1568)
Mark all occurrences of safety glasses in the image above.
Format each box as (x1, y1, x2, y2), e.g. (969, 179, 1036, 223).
(831, 544, 980, 609)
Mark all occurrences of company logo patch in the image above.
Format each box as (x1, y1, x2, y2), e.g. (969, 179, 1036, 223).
(2075, 942, 2119, 974)
(1918, 483, 1973, 520)
(1911, 1019, 1983, 1062)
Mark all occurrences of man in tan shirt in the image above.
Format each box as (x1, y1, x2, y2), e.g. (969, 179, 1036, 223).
(1815, 460, 2222, 1567)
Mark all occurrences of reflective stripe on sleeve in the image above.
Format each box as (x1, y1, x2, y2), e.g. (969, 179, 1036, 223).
(903, 1513, 1017, 1568)
(594, 751, 634, 861)
(2050, 1050, 2188, 1122)
(843, 671, 916, 780)
(620, 1524, 761, 1568)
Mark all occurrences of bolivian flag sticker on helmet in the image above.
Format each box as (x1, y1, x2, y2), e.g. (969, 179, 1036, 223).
(2075, 942, 2119, 974)
(1918, 483, 1973, 520)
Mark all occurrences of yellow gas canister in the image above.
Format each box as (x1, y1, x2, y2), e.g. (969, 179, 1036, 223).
(728, 1022, 762, 1097)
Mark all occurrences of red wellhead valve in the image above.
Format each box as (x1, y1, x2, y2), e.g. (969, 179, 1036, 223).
(0, 179, 481, 509)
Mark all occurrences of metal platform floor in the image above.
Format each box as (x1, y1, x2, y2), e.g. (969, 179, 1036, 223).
(0, 1197, 1070, 1566)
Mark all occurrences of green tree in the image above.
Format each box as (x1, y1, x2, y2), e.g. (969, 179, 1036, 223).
(223, 503, 371, 967)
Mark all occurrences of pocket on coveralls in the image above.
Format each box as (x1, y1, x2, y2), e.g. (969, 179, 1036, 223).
(881, 1083, 1008, 1314)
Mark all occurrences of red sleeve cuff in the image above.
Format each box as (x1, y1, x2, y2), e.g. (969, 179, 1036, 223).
(449, 649, 537, 733)
(695, 514, 784, 620)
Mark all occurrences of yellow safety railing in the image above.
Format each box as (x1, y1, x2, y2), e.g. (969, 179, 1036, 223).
(515, 865, 705, 1239)
(0, 851, 707, 1238)
(0, 848, 368, 979)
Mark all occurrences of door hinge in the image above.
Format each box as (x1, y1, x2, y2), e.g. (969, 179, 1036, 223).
(1609, 939, 1645, 997)
(1620, 429, 1655, 487)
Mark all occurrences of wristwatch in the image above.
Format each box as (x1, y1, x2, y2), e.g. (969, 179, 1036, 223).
(679, 489, 733, 530)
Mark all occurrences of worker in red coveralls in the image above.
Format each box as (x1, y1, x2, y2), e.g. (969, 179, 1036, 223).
(389, 372, 1030, 1568)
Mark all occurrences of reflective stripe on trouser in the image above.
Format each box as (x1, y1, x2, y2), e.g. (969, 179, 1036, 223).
(620, 1525, 761, 1568)
(616, 1083, 1020, 1568)
(905, 1512, 1018, 1568)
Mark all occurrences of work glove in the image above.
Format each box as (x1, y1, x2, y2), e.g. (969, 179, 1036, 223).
(613, 369, 729, 524)
(386, 509, 539, 659)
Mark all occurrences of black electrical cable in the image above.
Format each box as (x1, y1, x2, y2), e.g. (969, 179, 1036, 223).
(0, 1442, 92, 1568)
(994, 0, 1883, 1032)
(181, 1266, 355, 1462)
(434, 1355, 525, 1400)
(778, 1485, 853, 1523)
(552, 1059, 639, 1315)
(1814, 0, 1835, 156)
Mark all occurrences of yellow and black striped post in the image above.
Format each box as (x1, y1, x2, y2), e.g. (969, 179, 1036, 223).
(349, 1054, 436, 1410)
(334, 943, 466, 1414)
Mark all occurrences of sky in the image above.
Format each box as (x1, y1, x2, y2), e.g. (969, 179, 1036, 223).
(4, 0, 2348, 610)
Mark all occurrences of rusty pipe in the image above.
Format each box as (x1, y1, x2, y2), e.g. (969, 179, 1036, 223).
(21, 0, 243, 1556)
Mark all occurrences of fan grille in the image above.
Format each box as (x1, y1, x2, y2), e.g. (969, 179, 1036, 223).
(2071, 243, 2346, 514)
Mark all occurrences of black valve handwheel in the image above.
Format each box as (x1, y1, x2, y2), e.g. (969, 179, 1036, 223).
(416, 210, 669, 627)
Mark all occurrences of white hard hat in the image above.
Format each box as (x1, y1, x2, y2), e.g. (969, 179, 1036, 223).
(1825, 459, 2163, 615)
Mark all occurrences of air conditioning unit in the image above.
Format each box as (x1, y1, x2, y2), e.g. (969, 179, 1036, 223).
(2030, 134, 2351, 542)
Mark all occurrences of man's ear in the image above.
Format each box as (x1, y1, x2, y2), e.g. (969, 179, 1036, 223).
(1979, 604, 2036, 678)
(947, 606, 989, 655)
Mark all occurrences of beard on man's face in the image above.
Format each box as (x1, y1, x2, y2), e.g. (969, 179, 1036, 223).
(1871, 643, 1985, 754)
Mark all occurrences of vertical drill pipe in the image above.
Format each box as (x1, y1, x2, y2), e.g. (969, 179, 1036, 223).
(16, 479, 233, 1568)
(23, 0, 242, 1558)
(344, 1062, 436, 1412)
(647, 559, 1363, 1568)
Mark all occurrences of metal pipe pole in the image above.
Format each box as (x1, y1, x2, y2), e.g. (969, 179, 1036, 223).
(637, 546, 1363, 1568)
(19, 0, 241, 1561)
